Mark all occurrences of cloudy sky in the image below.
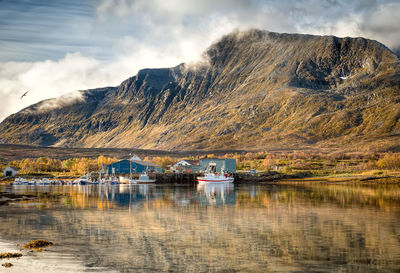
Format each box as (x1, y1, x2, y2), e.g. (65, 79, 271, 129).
(0, 0, 399, 121)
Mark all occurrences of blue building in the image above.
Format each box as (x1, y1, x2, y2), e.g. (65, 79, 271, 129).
(107, 159, 162, 174)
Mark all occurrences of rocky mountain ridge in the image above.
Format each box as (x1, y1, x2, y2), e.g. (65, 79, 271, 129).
(1, 29, 399, 152)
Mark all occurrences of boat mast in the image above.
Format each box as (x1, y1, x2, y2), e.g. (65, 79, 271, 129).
(129, 153, 132, 179)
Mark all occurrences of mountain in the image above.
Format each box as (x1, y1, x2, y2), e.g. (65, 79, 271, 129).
(1, 29, 399, 152)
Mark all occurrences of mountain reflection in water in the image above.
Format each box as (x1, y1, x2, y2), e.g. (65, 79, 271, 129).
(1, 182, 399, 272)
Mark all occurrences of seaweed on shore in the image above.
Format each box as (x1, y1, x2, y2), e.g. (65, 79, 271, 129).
(23, 240, 53, 249)
(0, 252, 22, 259)
(2, 262, 13, 267)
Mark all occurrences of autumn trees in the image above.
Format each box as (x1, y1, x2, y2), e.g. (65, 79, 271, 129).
(6, 156, 118, 175)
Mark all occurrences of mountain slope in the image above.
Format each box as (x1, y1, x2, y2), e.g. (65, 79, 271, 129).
(1, 29, 399, 151)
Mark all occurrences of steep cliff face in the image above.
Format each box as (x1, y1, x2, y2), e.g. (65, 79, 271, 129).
(1, 30, 399, 151)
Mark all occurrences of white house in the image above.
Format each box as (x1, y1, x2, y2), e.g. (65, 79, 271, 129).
(171, 159, 202, 173)
(130, 154, 142, 161)
(172, 160, 197, 167)
(3, 166, 19, 177)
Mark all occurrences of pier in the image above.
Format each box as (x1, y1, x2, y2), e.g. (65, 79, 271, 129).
(151, 172, 301, 184)
(152, 171, 310, 184)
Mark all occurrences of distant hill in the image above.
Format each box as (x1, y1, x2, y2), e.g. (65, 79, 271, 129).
(0, 144, 246, 162)
(0, 29, 399, 152)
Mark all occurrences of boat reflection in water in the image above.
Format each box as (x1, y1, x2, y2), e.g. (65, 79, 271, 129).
(197, 182, 235, 205)
(98, 184, 157, 206)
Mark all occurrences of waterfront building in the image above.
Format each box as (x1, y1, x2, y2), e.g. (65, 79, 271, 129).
(3, 166, 19, 177)
(107, 159, 162, 175)
(171, 159, 202, 173)
(199, 158, 236, 173)
(171, 158, 236, 173)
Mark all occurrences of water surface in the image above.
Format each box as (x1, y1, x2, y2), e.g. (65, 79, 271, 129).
(1, 182, 399, 272)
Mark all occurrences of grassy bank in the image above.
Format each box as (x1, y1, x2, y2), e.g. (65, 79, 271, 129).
(233, 151, 400, 178)
(1, 150, 400, 183)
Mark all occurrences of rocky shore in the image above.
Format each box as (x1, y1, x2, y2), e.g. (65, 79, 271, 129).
(0, 192, 36, 206)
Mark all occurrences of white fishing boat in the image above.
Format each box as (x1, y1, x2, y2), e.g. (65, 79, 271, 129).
(197, 165, 234, 183)
(130, 173, 156, 184)
(197, 172, 234, 183)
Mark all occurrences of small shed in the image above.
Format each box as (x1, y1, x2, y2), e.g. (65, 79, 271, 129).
(107, 159, 162, 175)
(3, 166, 20, 177)
(173, 159, 197, 167)
(199, 158, 236, 173)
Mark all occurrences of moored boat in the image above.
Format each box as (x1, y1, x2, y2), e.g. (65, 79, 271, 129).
(197, 172, 234, 183)
(197, 165, 234, 183)
(13, 177, 30, 185)
(131, 173, 156, 184)
(119, 176, 130, 184)
(38, 178, 51, 185)
(73, 175, 91, 185)
(101, 177, 120, 184)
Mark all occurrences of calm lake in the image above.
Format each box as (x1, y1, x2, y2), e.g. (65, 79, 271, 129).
(1, 181, 400, 272)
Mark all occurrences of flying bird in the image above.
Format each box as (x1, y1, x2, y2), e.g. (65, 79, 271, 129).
(20, 91, 28, 99)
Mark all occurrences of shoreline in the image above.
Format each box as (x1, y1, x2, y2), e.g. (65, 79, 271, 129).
(1, 174, 399, 191)
(1, 172, 400, 186)
(0, 239, 104, 272)
(0, 192, 37, 206)
(276, 176, 400, 184)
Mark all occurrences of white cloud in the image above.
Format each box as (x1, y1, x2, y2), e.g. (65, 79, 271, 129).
(35, 91, 85, 113)
(303, 2, 400, 50)
(360, 2, 400, 49)
(0, 2, 246, 122)
(0, 50, 182, 121)
(94, 0, 400, 52)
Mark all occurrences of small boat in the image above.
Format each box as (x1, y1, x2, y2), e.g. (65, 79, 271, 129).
(131, 173, 156, 184)
(197, 172, 234, 183)
(119, 176, 130, 184)
(50, 180, 62, 185)
(73, 175, 91, 185)
(38, 178, 51, 185)
(13, 177, 30, 185)
(30, 179, 41, 185)
(100, 177, 120, 184)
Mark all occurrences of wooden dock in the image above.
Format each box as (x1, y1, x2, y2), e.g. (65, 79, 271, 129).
(153, 171, 307, 184)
